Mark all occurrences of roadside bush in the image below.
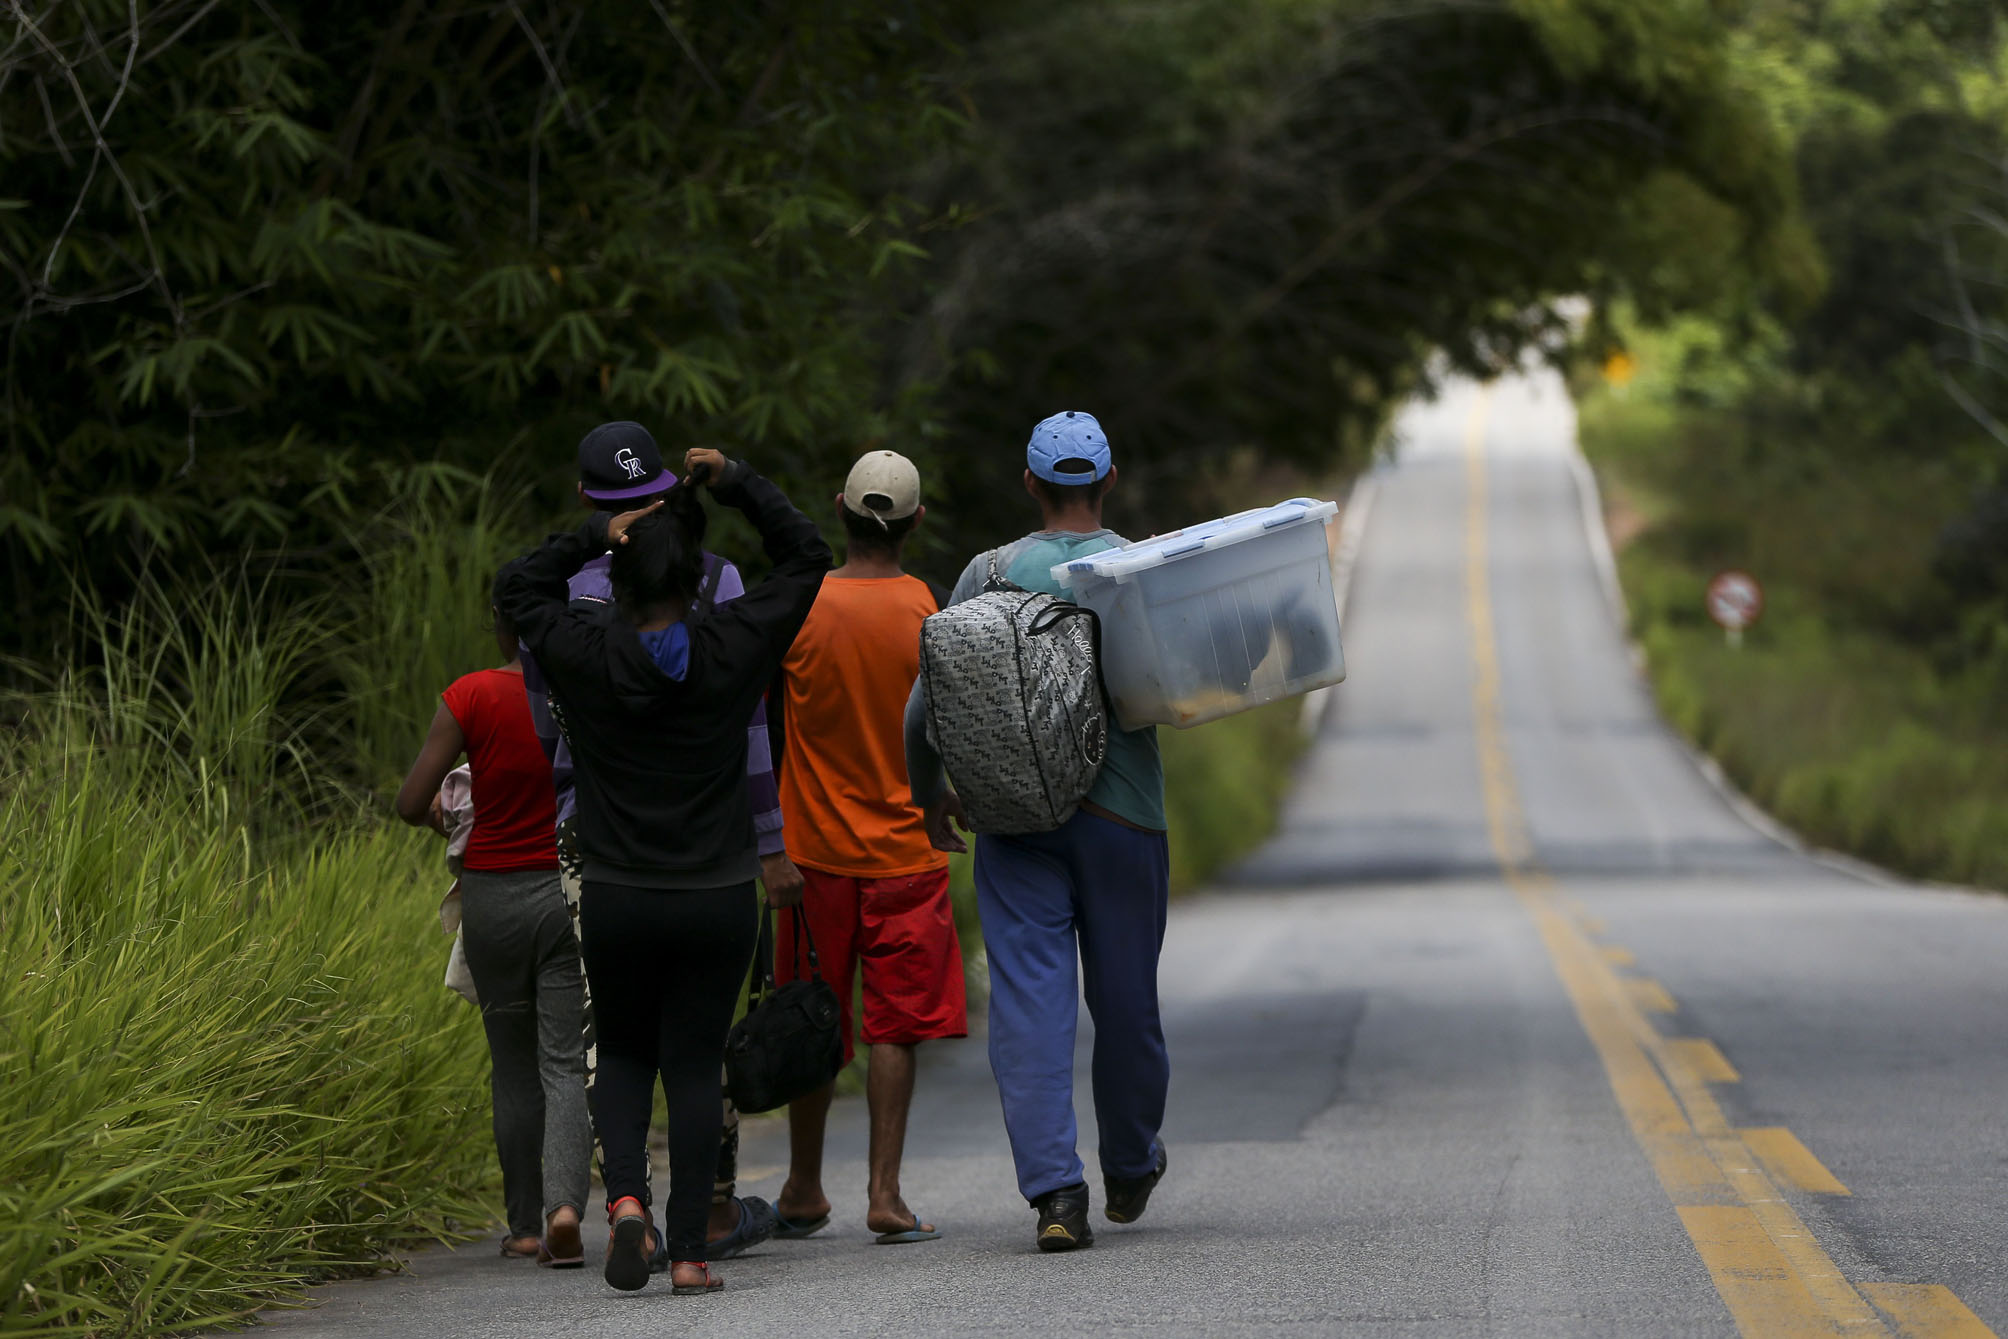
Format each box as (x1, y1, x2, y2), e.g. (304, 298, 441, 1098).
(0, 606, 495, 1336)
(1583, 334, 2008, 891)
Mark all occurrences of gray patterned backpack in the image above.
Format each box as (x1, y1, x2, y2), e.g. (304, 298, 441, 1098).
(919, 554, 1108, 834)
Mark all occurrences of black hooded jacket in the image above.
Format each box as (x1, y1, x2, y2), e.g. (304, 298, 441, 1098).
(493, 460, 829, 889)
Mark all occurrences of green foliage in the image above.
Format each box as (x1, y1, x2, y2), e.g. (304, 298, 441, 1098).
(339, 476, 543, 787)
(1578, 321, 2008, 889)
(900, 0, 1805, 548)
(1, 1, 958, 648)
(1164, 700, 1310, 891)
(0, 612, 494, 1336)
(1622, 548, 2008, 890)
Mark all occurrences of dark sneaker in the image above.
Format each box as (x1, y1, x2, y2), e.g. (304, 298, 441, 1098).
(1105, 1141, 1168, 1224)
(1031, 1183, 1094, 1253)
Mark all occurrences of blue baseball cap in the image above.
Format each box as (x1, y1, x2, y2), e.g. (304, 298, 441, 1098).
(1026, 410, 1112, 484)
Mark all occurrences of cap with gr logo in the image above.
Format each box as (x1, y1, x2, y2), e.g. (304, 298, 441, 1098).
(1026, 410, 1111, 484)
(578, 421, 675, 502)
(843, 450, 921, 526)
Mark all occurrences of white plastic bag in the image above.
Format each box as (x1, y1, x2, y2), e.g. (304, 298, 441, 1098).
(436, 765, 481, 1009)
(439, 884, 479, 1005)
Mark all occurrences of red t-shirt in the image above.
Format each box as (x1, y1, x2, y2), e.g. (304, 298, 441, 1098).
(441, 667, 559, 873)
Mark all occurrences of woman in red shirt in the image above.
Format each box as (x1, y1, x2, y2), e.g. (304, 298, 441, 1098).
(397, 610, 592, 1268)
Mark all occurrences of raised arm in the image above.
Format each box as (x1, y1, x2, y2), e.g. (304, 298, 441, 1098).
(493, 516, 615, 659)
(680, 452, 831, 712)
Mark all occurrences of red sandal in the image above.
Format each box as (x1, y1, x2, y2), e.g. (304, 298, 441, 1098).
(603, 1197, 655, 1293)
(671, 1261, 724, 1295)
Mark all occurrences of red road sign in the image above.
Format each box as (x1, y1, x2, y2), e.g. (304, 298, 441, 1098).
(1705, 570, 1763, 632)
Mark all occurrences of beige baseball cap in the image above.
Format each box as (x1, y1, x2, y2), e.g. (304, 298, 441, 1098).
(842, 450, 921, 524)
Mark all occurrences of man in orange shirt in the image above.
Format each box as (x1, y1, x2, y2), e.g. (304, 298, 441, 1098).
(769, 450, 967, 1245)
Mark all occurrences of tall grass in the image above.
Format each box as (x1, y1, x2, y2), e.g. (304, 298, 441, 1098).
(1163, 699, 1310, 890)
(1626, 558, 2008, 888)
(340, 478, 537, 785)
(2, 566, 500, 1336)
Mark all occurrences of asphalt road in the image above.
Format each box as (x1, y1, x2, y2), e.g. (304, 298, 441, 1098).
(260, 371, 2008, 1337)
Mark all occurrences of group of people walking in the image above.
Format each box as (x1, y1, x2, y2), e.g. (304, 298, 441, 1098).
(395, 411, 1173, 1296)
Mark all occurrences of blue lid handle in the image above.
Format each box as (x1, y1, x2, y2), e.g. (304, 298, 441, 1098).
(1263, 500, 1314, 530)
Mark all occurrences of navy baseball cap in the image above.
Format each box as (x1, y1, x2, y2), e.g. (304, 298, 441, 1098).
(578, 421, 676, 502)
(1026, 410, 1112, 484)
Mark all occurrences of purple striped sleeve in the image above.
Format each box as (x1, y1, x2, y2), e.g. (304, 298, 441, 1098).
(714, 559, 786, 856)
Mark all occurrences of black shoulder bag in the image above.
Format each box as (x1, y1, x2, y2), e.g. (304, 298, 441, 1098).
(725, 906, 845, 1113)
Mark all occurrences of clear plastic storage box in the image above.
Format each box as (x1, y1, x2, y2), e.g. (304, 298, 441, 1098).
(1053, 497, 1345, 730)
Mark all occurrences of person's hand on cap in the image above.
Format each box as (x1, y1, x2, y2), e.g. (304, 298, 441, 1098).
(607, 497, 665, 546)
(683, 447, 728, 486)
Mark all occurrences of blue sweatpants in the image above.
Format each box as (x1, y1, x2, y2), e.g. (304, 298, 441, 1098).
(974, 809, 1171, 1202)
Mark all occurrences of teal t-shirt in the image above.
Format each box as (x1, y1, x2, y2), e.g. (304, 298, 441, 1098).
(947, 530, 1167, 832)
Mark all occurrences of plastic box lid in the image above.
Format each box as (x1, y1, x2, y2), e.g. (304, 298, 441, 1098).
(1058, 497, 1339, 584)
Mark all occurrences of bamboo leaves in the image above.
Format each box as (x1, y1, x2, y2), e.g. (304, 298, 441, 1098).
(2, 2, 958, 647)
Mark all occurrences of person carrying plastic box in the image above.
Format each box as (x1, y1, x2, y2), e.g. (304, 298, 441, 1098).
(768, 449, 968, 1247)
(903, 410, 1171, 1253)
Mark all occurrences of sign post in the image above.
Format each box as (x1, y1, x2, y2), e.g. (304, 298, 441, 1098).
(1705, 570, 1763, 649)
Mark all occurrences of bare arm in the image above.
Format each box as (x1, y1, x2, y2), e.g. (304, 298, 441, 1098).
(396, 702, 466, 830)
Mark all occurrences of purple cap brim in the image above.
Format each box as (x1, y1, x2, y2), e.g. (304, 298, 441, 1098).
(580, 472, 676, 502)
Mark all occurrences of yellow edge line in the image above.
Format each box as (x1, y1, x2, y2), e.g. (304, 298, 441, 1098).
(1462, 390, 1893, 1338)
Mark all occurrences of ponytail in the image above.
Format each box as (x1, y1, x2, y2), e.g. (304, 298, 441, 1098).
(663, 472, 709, 550)
(609, 478, 706, 621)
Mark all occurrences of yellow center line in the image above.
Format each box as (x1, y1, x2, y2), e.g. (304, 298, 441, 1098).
(1744, 1128, 1853, 1197)
(1460, 388, 1908, 1337)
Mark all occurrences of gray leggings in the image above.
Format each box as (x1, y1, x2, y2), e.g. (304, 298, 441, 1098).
(458, 867, 592, 1238)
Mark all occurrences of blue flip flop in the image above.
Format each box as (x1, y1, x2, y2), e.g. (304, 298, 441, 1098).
(772, 1210, 830, 1240)
(874, 1218, 941, 1245)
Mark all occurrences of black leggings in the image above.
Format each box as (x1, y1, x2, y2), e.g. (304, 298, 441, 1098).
(577, 879, 758, 1262)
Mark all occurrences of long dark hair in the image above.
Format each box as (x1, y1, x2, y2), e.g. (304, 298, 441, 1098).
(609, 480, 708, 621)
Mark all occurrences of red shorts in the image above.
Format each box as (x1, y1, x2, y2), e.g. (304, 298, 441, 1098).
(775, 866, 968, 1066)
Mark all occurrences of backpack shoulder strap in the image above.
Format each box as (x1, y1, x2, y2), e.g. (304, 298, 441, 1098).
(984, 549, 1027, 594)
(924, 577, 951, 612)
(693, 553, 726, 616)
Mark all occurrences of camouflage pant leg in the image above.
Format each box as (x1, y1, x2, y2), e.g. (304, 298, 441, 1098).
(559, 843, 641, 1201)
(715, 1081, 739, 1206)
(562, 832, 740, 1210)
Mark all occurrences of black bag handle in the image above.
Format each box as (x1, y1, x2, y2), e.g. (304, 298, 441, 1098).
(789, 904, 825, 982)
(749, 901, 827, 1009)
(748, 905, 777, 1008)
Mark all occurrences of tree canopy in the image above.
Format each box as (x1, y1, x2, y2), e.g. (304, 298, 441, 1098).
(2, 1, 954, 637)
(11, 0, 1989, 649)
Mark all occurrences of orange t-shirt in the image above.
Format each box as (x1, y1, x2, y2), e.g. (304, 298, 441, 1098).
(778, 574, 948, 877)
